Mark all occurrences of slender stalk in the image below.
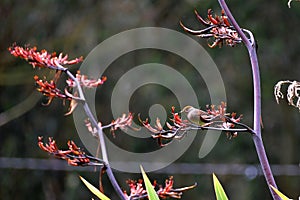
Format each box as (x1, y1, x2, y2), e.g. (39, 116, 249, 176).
(217, 1, 280, 199)
(80, 95, 126, 200)
(59, 65, 126, 199)
(96, 127, 126, 200)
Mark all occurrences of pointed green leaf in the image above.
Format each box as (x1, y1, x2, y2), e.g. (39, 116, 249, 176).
(79, 176, 111, 200)
(213, 173, 229, 200)
(270, 185, 292, 200)
(140, 165, 160, 200)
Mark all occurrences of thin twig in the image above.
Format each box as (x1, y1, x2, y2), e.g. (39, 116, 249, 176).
(189, 126, 250, 133)
(223, 116, 255, 134)
(0, 91, 41, 127)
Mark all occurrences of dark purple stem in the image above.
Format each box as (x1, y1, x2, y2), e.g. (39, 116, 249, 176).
(218, 1, 280, 199)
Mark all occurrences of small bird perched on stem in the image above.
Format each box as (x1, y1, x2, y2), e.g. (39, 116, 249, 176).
(181, 105, 213, 126)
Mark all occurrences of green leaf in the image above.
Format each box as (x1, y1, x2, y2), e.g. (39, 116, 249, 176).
(270, 185, 293, 200)
(79, 176, 111, 200)
(213, 173, 229, 200)
(140, 165, 160, 200)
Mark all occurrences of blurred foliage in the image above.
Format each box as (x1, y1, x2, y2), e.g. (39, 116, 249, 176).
(0, 0, 299, 199)
(213, 173, 229, 200)
(80, 176, 111, 200)
(141, 166, 160, 200)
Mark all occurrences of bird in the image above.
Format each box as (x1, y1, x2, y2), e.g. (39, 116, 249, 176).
(181, 105, 212, 126)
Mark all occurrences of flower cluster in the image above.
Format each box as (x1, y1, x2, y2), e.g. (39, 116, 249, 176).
(34, 75, 72, 104)
(140, 103, 248, 146)
(274, 80, 300, 110)
(109, 113, 137, 135)
(180, 9, 242, 48)
(124, 179, 145, 199)
(34, 75, 79, 115)
(123, 176, 196, 199)
(9, 45, 108, 115)
(85, 113, 138, 137)
(38, 137, 104, 167)
(66, 71, 107, 89)
(206, 102, 241, 129)
(34, 71, 107, 114)
(8, 44, 83, 69)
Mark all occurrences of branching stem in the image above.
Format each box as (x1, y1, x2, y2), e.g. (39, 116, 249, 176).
(57, 64, 126, 200)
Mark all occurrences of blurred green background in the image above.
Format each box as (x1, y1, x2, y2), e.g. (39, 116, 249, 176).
(0, 0, 299, 199)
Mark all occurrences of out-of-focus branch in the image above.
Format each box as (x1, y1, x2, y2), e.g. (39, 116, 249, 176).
(0, 91, 41, 127)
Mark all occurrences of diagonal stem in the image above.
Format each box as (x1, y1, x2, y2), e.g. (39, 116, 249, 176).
(217, 1, 280, 199)
(58, 65, 126, 200)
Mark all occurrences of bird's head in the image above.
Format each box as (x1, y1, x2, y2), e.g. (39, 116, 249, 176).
(180, 105, 194, 113)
